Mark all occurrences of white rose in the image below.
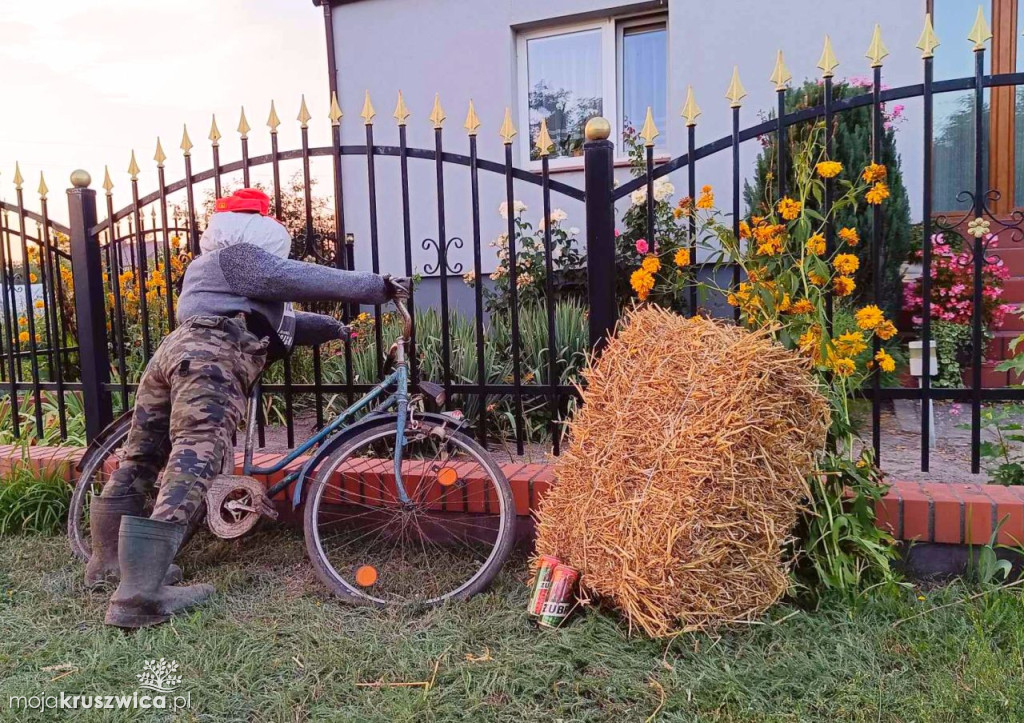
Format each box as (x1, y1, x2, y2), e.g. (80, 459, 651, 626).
(653, 179, 675, 202)
(569, 227, 580, 236)
(550, 208, 568, 224)
(630, 187, 647, 206)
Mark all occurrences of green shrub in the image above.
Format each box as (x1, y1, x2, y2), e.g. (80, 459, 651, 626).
(0, 454, 72, 536)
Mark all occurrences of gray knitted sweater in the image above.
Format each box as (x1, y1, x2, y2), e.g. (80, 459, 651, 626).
(176, 243, 389, 357)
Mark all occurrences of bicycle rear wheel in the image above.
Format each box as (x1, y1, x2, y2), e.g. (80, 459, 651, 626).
(68, 417, 134, 561)
(303, 419, 516, 606)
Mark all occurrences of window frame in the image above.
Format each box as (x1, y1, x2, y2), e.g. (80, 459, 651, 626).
(929, 0, 1019, 213)
(515, 12, 668, 169)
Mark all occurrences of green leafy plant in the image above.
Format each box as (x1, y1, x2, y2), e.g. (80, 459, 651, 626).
(966, 520, 1014, 586)
(0, 453, 72, 536)
(972, 404, 1024, 486)
(933, 320, 973, 388)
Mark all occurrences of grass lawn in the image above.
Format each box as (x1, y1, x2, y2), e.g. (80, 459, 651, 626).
(2, 529, 1024, 722)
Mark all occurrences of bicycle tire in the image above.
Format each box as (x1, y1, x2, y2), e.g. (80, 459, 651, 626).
(303, 419, 516, 606)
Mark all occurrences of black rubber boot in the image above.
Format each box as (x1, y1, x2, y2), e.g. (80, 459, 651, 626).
(104, 516, 215, 629)
(85, 494, 182, 589)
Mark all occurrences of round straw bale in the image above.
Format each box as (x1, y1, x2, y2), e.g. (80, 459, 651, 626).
(535, 307, 829, 637)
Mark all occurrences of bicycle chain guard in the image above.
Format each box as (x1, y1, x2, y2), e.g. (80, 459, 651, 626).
(206, 474, 278, 539)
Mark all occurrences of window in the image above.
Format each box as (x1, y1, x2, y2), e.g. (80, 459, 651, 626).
(517, 15, 667, 166)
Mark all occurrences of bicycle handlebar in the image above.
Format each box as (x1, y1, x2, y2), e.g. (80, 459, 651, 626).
(394, 297, 412, 340)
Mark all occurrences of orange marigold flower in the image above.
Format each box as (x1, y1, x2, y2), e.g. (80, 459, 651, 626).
(866, 181, 890, 205)
(673, 207, 685, 219)
(790, 298, 815, 314)
(838, 227, 860, 246)
(875, 320, 898, 340)
(808, 271, 828, 286)
(833, 275, 856, 297)
(751, 215, 765, 226)
(855, 305, 885, 331)
(674, 248, 691, 267)
(833, 253, 860, 276)
(816, 161, 843, 178)
(642, 255, 661, 274)
(835, 331, 867, 357)
(862, 163, 887, 184)
(875, 349, 896, 373)
(830, 355, 857, 377)
(777, 197, 802, 221)
(739, 220, 751, 239)
(18, 331, 29, 343)
(798, 325, 823, 361)
(630, 269, 655, 298)
(806, 234, 825, 255)
(696, 185, 715, 209)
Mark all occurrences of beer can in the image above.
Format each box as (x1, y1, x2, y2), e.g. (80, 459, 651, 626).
(527, 555, 560, 618)
(538, 564, 579, 628)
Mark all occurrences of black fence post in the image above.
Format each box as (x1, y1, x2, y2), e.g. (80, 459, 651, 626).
(583, 117, 616, 351)
(67, 170, 113, 441)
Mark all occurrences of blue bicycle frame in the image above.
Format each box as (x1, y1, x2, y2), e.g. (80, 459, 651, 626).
(244, 300, 415, 506)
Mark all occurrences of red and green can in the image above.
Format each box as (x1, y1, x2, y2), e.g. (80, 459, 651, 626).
(527, 555, 560, 618)
(538, 564, 579, 628)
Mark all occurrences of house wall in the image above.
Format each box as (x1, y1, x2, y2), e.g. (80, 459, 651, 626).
(326, 0, 931, 311)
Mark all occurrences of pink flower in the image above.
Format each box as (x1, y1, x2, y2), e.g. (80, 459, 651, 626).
(615, 229, 621, 238)
(949, 403, 962, 417)
(635, 238, 649, 255)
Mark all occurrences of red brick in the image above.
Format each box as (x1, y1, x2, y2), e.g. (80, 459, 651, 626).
(978, 484, 1024, 546)
(899, 486, 931, 542)
(961, 485, 995, 545)
(928, 485, 963, 544)
(875, 491, 901, 537)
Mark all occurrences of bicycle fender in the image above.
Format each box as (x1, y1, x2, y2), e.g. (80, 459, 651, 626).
(290, 412, 468, 509)
(75, 410, 134, 473)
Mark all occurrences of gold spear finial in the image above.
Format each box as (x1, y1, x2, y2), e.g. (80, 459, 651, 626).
(181, 124, 193, 155)
(102, 166, 114, 195)
(769, 50, 792, 91)
(12, 163, 23, 190)
(499, 107, 517, 144)
(154, 138, 167, 167)
(535, 117, 554, 156)
(392, 90, 409, 125)
(917, 13, 940, 58)
(640, 106, 660, 145)
(429, 93, 446, 129)
(268, 100, 281, 133)
(238, 106, 251, 138)
(866, 24, 889, 67)
(680, 86, 701, 126)
(297, 95, 312, 128)
(37, 172, 48, 199)
(329, 92, 343, 126)
(464, 99, 481, 135)
(818, 35, 839, 77)
(725, 66, 747, 108)
(128, 151, 140, 180)
(209, 115, 221, 145)
(967, 5, 992, 50)
(361, 90, 376, 124)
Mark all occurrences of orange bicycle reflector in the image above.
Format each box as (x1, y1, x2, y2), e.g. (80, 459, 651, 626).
(437, 467, 458, 487)
(355, 565, 378, 587)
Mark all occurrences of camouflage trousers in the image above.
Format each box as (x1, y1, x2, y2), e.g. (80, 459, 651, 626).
(101, 316, 267, 525)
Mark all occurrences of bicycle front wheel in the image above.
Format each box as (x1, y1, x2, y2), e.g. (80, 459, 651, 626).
(303, 419, 516, 606)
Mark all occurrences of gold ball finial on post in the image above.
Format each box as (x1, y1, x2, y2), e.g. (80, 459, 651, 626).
(70, 169, 92, 188)
(585, 116, 611, 141)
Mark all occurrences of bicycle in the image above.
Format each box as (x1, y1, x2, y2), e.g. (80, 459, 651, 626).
(68, 299, 516, 606)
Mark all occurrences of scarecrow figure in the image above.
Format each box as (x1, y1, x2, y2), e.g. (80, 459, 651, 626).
(86, 188, 408, 628)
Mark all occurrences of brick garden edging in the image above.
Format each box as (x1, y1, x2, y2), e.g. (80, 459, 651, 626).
(4, 444, 1017, 548)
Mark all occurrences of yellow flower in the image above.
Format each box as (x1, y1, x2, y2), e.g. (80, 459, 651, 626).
(18, 316, 27, 327)
(674, 248, 691, 267)
(29, 273, 37, 283)
(790, 298, 814, 314)
(630, 269, 655, 300)
(875, 320, 898, 341)
(830, 356, 856, 377)
(833, 253, 860, 276)
(798, 325, 823, 361)
(855, 305, 885, 331)
(875, 349, 896, 373)
(815, 161, 843, 178)
(862, 163, 887, 183)
(833, 275, 856, 297)
(806, 234, 825, 255)
(866, 181, 890, 205)
(673, 207, 684, 219)
(808, 272, 828, 286)
(18, 331, 29, 343)
(835, 331, 867, 357)
(696, 185, 714, 209)
(838, 227, 860, 246)
(739, 220, 751, 239)
(34, 300, 44, 309)
(642, 255, 661, 274)
(777, 197, 802, 221)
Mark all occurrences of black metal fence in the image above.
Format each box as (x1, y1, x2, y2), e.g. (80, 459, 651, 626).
(3, 20, 1024, 476)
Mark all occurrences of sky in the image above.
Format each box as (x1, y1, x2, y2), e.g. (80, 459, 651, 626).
(0, 0, 328, 222)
